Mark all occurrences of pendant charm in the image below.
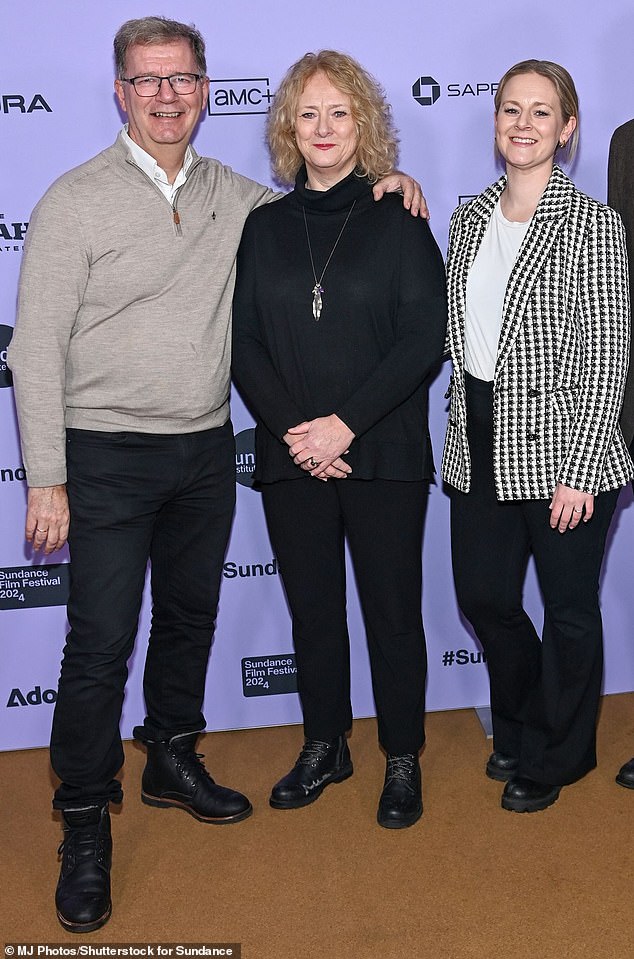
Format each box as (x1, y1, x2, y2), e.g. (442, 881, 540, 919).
(312, 283, 324, 321)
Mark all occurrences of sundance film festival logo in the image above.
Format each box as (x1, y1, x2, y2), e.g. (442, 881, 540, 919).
(0, 213, 28, 252)
(0, 564, 70, 610)
(242, 654, 298, 697)
(1, 93, 52, 114)
(412, 74, 499, 107)
(0, 325, 14, 388)
(208, 77, 274, 116)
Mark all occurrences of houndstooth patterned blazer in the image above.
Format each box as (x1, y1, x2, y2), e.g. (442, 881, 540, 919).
(442, 165, 633, 500)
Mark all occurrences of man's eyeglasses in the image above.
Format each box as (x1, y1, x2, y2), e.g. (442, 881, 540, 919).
(121, 74, 205, 97)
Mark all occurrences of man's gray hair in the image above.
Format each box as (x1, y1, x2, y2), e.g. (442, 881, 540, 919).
(114, 16, 207, 78)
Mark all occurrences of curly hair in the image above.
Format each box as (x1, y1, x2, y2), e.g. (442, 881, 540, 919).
(268, 50, 399, 185)
(114, 16, 207, 78)
(494, 59, 579, 162)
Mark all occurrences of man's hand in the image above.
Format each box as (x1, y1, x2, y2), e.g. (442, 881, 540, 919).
(549, 483, 594, 533)
(26, 484, 70, 554)
(372, 171, 429, 218)
(287, 415, 355, 476)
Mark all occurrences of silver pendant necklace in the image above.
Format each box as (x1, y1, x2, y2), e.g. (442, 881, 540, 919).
(302, 200, 356, 320)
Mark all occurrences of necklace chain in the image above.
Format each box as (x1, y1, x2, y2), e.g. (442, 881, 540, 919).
(302, 200, 357, 321)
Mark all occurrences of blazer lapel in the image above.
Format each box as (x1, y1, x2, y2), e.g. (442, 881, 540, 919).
(495, 166, 573, 377)
(450, 176, 506, 370)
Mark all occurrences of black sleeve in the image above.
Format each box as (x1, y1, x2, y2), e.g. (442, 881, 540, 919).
(232, 213, 307, 439)
(336, 213, 448, 437)
(608, 128, 625, 215)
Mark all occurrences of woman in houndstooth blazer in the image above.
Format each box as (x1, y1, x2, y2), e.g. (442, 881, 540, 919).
(442, 60, 633, 813)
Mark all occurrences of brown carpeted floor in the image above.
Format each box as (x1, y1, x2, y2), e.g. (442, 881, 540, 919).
(1, 694, 633, 958)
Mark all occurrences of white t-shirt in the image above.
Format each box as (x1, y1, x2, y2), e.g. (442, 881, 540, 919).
(464, 199, 531, 381)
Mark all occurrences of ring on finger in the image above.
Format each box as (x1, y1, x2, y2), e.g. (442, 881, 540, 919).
(573, 507, 583, 513)
(308, 457, 320, 469)
(36, 527, 48, 533)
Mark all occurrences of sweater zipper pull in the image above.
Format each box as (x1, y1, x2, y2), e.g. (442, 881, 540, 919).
(172, 205, 182, 236)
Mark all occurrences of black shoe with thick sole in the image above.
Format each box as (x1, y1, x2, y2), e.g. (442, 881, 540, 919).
(615, 757, 634, 789)
(55, 804, 112, 933)
(270, 735, 353, 809)
(138, 730, 252, 824)
(377, 754, 423, 829)
(486, 751, 519, 782)
(501, 776, 561, 813)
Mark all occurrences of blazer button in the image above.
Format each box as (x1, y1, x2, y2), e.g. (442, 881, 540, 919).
(528, 388, 538, 398)
(449, 418, 457, 427)
(527, 432, 537, 442)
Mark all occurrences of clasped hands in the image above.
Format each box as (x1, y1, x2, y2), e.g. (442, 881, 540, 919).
(284, 414, 355, 481)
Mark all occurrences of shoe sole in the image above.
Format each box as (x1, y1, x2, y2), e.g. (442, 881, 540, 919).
(377, 805, 423, 829)
(57, 903, 112, 934)
(501, 789, 560, 813)
(141, 792, 253, 824)
(615, 774, 634, 790)
(269, 764, 353, 809)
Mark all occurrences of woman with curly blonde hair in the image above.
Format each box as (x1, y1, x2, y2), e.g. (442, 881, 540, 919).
(268, 49, 398, 185)
(232, 50, 447, 828)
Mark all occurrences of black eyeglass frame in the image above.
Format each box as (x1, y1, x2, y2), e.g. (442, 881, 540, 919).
(120, 74, 206, 96)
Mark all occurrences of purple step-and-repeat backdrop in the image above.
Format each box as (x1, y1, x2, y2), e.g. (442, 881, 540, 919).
(2, 0, 634, 750)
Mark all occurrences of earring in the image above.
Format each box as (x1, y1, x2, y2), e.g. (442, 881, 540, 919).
(559, 139, 566, 149)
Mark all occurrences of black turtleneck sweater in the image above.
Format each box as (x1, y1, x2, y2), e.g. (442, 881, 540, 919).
(232, 167, 447, 483)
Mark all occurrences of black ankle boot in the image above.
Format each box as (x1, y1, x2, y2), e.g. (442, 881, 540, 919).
(501, 776, 561, 813)
(55, 804, 112, 933)
(138, 730, 252, 824)
(486, 751, 519, 782)
(270, 735, 353, 809)
(377, 754, 422, 829)
(616, 757, 634, 789)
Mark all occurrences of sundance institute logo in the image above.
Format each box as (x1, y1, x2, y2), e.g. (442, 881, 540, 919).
(235, 428, 256, 488)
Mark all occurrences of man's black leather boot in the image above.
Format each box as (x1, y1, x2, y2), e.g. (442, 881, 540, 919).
(56, 804, 112, 933)
(139, 730, 252, 824)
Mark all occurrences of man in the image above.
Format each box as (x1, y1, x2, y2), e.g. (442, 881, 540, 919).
(8, 16, 424, 933)
(608, 118, 634, 792)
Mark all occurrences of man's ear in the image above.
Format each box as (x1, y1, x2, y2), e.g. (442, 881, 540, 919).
(114, 78, 127, 114)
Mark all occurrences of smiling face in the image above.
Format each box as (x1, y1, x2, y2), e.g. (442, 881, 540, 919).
(293, 71, 360, 190)
(114, 39, 209, 161)
(494, 72, 576, 175)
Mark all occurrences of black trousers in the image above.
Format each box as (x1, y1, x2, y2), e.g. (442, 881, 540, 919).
(50, 425, 236, 809)
(262, 477, 428, 755)
(450, 374, 619, 785)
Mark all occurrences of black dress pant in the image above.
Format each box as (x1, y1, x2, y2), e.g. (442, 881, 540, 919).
(50, 424, 236, 809)
(450, 374, 619, 785)
(262, 477, 428, 755)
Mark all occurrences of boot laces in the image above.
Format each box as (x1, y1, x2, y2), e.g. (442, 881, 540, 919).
(58, 817, 108, 869)
(298, 740, 332, 767)
(173, 749, 215, 786)
(385, 754, 418, 785)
